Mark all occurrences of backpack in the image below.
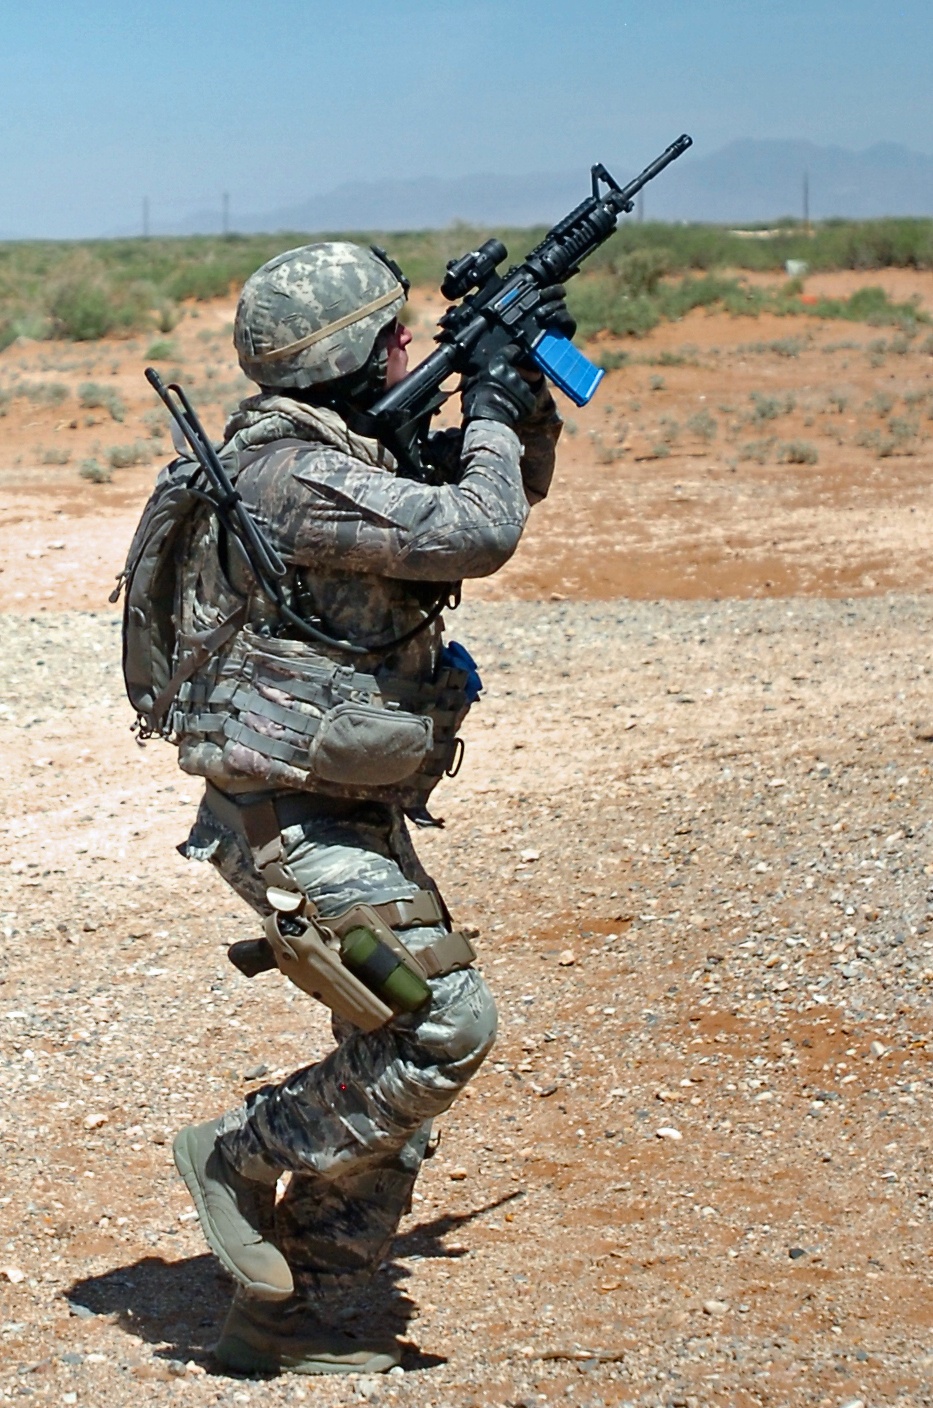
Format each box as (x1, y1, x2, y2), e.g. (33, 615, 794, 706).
(111, 457, 245, 739)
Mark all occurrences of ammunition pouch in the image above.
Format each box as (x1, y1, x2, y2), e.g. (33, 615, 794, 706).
(174, 628, 472, 805)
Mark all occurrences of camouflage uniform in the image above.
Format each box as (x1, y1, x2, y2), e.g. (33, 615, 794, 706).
(178, 383, 561, 1315)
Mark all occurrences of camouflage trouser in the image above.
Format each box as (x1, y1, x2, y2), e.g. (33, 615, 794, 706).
(181, 793, 497, 1310)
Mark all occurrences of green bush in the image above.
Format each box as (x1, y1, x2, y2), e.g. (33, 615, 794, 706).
(593, 349, 629, 371)
(778, 440, 818, 465)
(106, 440, 151, 469)
(686, 409, 717, 441)
(2, 214, 933, 349)
(79, 458, 111, 483)
(146, 339, 177, 360)
(50, 278, 117, 339)
(78, 382, 125, 421)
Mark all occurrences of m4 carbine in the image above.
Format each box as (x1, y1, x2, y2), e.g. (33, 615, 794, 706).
(368, 133, 692, 455)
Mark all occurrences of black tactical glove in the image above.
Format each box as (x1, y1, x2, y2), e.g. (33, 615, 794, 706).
(461, 346, 538, 428)
(534, 283, 577, 339)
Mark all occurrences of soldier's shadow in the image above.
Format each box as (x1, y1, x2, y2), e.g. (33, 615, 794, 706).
(66, 1193, 519, 1376)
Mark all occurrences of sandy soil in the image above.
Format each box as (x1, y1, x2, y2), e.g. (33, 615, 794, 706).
(0, 274, 932, 1407)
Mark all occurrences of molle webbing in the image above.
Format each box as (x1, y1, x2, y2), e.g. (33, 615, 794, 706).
(175, 649, 471, 786)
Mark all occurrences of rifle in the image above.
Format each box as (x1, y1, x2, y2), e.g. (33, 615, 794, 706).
(368, 133, 692, 460)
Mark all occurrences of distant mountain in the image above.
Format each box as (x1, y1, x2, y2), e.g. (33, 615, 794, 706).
(158, 170, 592, 238)
(644, 139, 933, 224)
(127, 139, 933, 238)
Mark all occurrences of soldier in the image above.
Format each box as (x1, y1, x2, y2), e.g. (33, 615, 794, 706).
(168, 242, 565, 1374)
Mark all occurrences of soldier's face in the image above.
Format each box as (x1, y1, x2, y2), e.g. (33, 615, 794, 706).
(383, 321, 413, 388)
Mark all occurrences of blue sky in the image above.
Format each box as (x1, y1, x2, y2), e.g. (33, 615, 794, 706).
(1, 0, 930, 238)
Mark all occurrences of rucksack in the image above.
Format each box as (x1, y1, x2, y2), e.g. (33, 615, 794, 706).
(111, 457, 245, 739)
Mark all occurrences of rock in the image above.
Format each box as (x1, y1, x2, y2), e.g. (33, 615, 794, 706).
(67, 1301, 96, 1319)
(788, 1247, 807, 1259)
(558, 950, 576, 966)
(243, 1063, 269, 1080)
(870, 1040, 886, 1057)
(520, 849, 540, 863)
(656, 1126, 682, 1141)
(449, 1168, 468, 1181)
(83, 1112, 108, 1129)
(702, 1299, 730, 1316)
(2, 1267, 25, 1285)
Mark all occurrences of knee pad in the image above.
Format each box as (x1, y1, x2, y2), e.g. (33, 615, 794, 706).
(409, 967, 498, 1070)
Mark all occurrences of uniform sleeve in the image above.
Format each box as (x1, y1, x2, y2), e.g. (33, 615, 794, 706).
(237, 422, 531, 582)
(518, 379, 563, 506)
(428, 381, 562, 506)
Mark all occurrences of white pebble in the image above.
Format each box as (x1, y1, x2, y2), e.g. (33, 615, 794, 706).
(656, 1126, 682, 1141)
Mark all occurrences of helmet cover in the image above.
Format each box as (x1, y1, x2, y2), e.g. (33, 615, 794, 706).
(234, 241, 407, 390)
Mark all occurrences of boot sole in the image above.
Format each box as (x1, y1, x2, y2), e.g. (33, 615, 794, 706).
(215, 1331, 400, 1376)
(173, 1125, 293, 1302)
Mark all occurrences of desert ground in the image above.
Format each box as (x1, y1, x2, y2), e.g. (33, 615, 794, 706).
(1, 271, 932, 1408)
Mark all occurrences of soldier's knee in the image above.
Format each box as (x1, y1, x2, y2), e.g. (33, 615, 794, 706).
(409, 967, 497, 1072)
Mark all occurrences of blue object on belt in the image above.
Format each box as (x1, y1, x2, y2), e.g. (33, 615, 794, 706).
(440, 640, 483, 703)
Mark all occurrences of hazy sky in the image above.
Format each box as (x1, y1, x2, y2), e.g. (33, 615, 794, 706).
(1, 0, 931, 238)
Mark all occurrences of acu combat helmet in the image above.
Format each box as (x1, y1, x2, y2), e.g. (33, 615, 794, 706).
(234, 242, 408, 391)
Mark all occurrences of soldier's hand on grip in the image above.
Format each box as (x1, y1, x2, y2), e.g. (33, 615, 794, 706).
(460, 346, 538, 429)
(534, 283, 577, 338)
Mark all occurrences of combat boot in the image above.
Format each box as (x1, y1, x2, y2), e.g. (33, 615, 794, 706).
(173, 1117, 294, 1301)
(214, 1293, 401, 1376)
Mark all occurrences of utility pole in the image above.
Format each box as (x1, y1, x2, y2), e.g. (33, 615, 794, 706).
(222, 191, 230, 236)
(803, 170, 810, 234)
(142, 196, 150, 238)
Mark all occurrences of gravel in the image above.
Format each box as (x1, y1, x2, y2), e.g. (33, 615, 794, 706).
(0, 595, 931, 1406)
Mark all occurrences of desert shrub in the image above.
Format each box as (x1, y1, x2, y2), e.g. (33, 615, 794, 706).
(741, 337, 806, 358)
(50, 278, 117, 340)
(79, 458, 111, 483)
(593, 349, 629, 371)
(686, 409, 717, 441)
(78, 382, 125, 421)
(656, 416, 680, 445)
(866, 391, 894, 417)
(889, 416, 920, 448)
(750, 392, 795, 422)
(607, 246, 673, 297)
(649, 375, 665, 391)
(738, 438, 775, 464)
(39, 447, 71, 464)
(20, 380, 68, 405)
(570, 274, 659, 338)
(156, 303, 180, 333)
(2, 214, 933, 351)
(777, 440, 818, 464)
(146, 339, 177, 360)
(855, 428, 898, 457)
(827, 391, 848, 413)
(166, 263, 236, 302)
(107, 440, 151, 469)
(590, 431, 625, 464)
